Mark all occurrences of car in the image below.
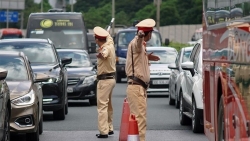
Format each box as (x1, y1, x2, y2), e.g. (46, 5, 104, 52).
(0, 39, 72, 120)
(168, 46, 193, 108)
(146, 47, 177, 95)
(56, 49, 97, 105)
(0, 51, 50, 141)
(87, 33, 98, 65)
(113, 26, 169, 83)
(0, 68, 11, 141)
(178, 40, 203, 133)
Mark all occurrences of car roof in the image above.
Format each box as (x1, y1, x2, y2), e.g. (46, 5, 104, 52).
(0, 51, 26, 58)
(182, 46, 194, 51)
(146, 47, 177, 51)
(56, 49, 88, 53)
(0, 38, 49, 43)
(30, 12, 82, 16)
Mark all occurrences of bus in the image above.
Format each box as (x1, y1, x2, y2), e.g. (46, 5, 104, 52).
(26, 10, 92, 52)
(0, 28, 23, 39)
(203, 0, 250, 140)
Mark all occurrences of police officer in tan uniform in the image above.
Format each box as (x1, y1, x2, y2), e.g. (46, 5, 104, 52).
(93, 26, 116, 139)
(125, 19, 160, 141)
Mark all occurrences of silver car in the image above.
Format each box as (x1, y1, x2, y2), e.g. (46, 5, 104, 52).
(147, 47, 177, 95)
(168, 46, 193, 108)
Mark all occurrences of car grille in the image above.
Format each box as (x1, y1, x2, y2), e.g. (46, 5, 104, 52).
(149, 78, 169, 89)
(68, 78, 80, 85)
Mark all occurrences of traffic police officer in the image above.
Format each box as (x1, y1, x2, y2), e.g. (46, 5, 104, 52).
(125, 19, 160, 141)
(93, 26, 116, 139)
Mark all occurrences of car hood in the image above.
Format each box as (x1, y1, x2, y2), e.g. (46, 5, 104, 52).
(31, 64, 60, 76)
(6, 81, 32, 100)
(67, 67, 95, 78)
(117, 48, 128, 58)
(150, 64, 170, 72)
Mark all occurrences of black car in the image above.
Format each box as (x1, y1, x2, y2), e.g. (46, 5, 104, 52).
(57, 49, 97, 105)
(0, 39, 72, 120)
(0, 68, 11, 141)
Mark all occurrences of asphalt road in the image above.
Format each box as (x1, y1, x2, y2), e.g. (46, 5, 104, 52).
(11, 81, 208, 141)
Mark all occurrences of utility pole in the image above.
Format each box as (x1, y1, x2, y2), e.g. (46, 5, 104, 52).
(154, 0, 161, 31)
(41, 0, 43, 12)
(112, 0, 115, 36)
(71, 0, 74, 12)
(63, 0, 66, 12)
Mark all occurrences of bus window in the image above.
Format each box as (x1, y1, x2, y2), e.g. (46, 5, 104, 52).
(26, 13, 88, 51)
(0, 28, 23, 39)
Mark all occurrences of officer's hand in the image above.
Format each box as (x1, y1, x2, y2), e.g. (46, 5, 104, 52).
(148, 52, 160, 61)
(138, 30, 145, 38)
(96, 53, 104, 59)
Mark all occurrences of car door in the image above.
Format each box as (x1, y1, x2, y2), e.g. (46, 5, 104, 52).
(185, 44, 201, 106)
(0, 72, 6, 139)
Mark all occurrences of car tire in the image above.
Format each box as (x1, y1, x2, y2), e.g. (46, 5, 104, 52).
(53, 106, 65, 120)
(175, 92, 180, 109)
(26, 113, 39, 141)
(2, 107, 10, 141)
(192, 98, 203, 133)
(65, 100, 68, 115)
(218, 95, 225, 141)
(169, 94, 175, 105)
(179, 94, 189, 125)
(115, 73, 121, 83)
(39, 114, 43, 135)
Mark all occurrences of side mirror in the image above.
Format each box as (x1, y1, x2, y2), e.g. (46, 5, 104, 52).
(34, 73, 50, 83)
(61, 57, 72, 67)
(165, 38, 170, 46)
(181, 62, 195, 76)
(168, 63, 178, 70)
(0, 69, 8, 80)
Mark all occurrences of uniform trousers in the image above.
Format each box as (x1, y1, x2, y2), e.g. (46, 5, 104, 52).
(97, 78, 116, 135)
(126, 84, 147, 141)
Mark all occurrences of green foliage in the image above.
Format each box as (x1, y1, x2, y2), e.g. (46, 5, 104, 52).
(167, 41, 191, 51)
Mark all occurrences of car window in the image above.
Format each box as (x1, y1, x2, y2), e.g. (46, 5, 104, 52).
(182, 50, 192, 63)
(0, 56, 28, 81)
(57, 51, 91, 67)
(147, 50, 177, 64)
(0, 42, 57, 64)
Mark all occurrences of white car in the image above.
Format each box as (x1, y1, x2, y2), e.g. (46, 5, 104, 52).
(178, 40, 204, 133)
(168, 46, 193, 108)
(146, 47, 177, 95)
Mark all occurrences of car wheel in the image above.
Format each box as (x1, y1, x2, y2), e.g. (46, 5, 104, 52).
(65, 100, 68, 115)
(2, 108, 10, 141)
(26, 113, 39, 141)
(169, 94, 175, 105)
(218, 95, 225, 141)
(192, 98, 203, 133)
(179, 94, 189, 125)
(53, 105, 65, 120)
(175, 92, 180, 109)
(39, 114, 43, 135)
(115, 73, 121, 83)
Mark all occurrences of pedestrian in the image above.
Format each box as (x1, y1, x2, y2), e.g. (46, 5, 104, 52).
(93, 26, 116, 139)
(125, 19, 160, 141)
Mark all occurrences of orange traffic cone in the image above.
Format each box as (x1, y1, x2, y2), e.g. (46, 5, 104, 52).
(127, 114, 140, 141)
(119, 98, 130, 141)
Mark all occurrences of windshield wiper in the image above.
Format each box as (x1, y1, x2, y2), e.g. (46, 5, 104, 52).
(49, 63, 60, 72)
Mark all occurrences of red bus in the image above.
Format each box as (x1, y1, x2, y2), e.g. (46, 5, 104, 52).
(203, 0, 250, 140)
(0, 28, 23, 39)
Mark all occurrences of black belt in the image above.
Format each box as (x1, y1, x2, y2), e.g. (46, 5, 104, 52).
(97, 72, 115, 80)
(128, 76, 148, 89)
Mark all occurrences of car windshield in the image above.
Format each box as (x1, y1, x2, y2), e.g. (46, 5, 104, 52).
(30, 30, 85, 49)
(182, 50, 192, 62)
(57, 51, 91, 67)
(147, 50, 177, 64)
(0, 56, 28, 81)
(117, 31, 161, 48)
(0, 42, 56, 64)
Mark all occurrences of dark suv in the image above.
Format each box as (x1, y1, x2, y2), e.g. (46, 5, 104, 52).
(0, 39, 72, 120)
(114, 26, 168, 82)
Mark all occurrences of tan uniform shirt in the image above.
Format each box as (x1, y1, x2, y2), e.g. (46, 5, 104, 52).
(97, 35, 116, 75)
(125, 35, 150, 83)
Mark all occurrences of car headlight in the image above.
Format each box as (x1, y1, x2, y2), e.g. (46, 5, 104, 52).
(43, 76, 61, 84)
(81, 75, 97, 86)
(11, 90, 35, 106)
(117, 57, 126, 65)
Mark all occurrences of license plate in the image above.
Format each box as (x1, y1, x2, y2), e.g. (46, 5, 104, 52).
(67, 87, 73, 93)
(152, 80, 168, 85)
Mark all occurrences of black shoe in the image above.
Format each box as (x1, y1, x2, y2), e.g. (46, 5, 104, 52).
(96, 134, 108, 138)
(108, 131, 114, 135)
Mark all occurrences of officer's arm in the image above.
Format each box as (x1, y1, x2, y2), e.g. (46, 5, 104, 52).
(106, 34, 114, 45)
(133, 36, 143, 53)
(100, 46, 110, 59)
